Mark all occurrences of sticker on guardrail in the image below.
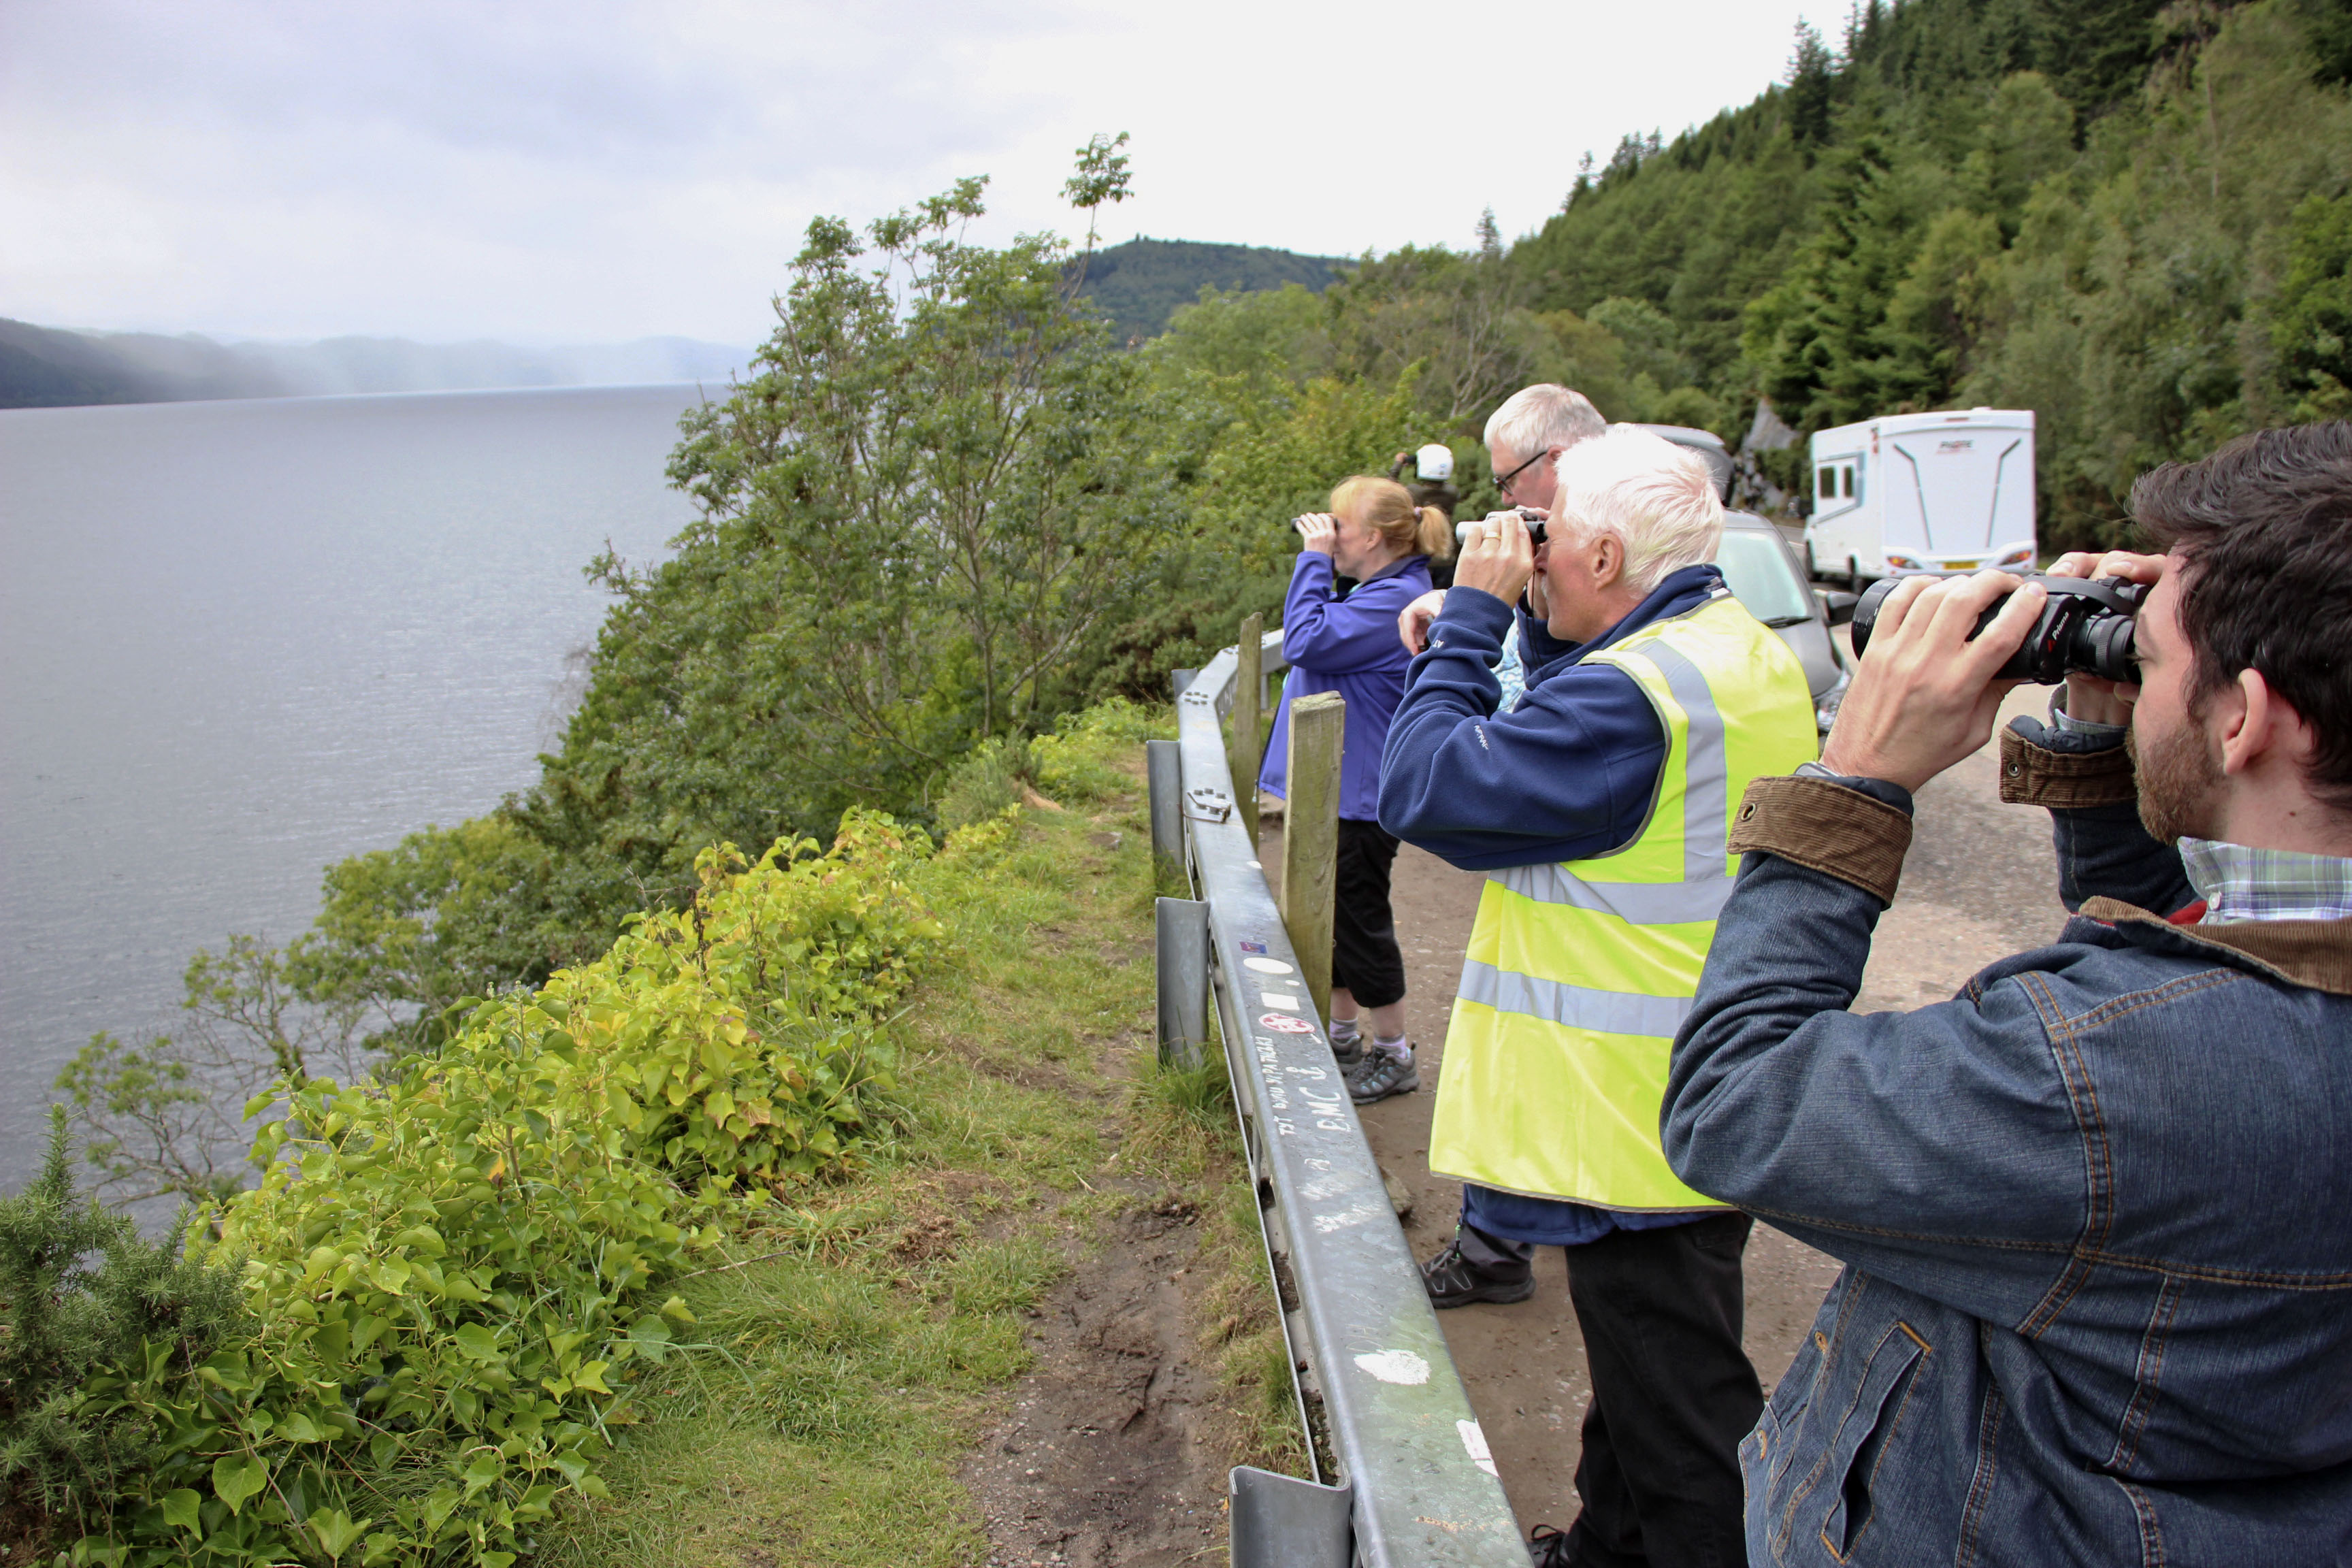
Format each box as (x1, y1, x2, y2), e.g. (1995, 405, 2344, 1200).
(1259, 1014, 1315, 1033)
(1242, 956, 1294, 975)
(1260, 992, 1301, 1011)
(1239, 940, 1269, 954)
(1354, 1349, 1431, 1386)
(1457, 1420, 1499, 1476)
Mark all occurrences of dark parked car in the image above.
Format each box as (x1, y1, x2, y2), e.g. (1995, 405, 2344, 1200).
(1624, 422, 1734, 502)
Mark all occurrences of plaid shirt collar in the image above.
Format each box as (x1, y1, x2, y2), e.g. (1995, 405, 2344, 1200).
(2178, 838, 2352, 925)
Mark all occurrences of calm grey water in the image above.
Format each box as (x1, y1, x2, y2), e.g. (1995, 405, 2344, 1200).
(0, 385, 706, 1191)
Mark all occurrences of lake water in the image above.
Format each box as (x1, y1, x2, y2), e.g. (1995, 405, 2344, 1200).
(0, 385, 707, 1192)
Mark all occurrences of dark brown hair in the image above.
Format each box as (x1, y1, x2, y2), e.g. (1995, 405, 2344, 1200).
(2131, 421, 2352, 810)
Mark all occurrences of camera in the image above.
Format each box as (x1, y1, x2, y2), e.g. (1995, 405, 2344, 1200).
(1456, 508, 1548, 548)
(1850, 574, 2146, 684)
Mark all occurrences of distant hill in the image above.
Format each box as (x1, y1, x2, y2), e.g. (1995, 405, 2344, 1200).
(0, 320, 751, 410)
(1073, 238, 1347, 343)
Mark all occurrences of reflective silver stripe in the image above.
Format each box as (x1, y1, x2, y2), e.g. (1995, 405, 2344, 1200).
(1456, 958, 1692, 1039)
(1491, 862, 1732, 925)
(1491, 624, 1737, 926)
(1641, 638, 1731, 883)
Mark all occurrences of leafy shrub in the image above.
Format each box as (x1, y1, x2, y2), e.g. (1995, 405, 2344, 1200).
(0, 1110, 248, 1556)
(35, 813, 941, 1567)
(933, 737, 1034, 833)
(1029, 698, 1166, 807)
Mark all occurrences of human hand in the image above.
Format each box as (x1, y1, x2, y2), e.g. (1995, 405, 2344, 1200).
(1294, 512, 1338, 556)
(2044, 549, 2164, 728)
(1399, 589, 1447, 655)
(1456, 510, 1536, 604)
(1818, 570, 2044, 791)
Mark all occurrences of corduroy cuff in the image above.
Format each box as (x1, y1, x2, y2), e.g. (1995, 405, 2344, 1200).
(1728, 775, 1914, 906)
(1999, 721, 2137, 808)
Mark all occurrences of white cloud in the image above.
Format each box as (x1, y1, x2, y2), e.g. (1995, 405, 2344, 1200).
(0, 0, 1840, 344)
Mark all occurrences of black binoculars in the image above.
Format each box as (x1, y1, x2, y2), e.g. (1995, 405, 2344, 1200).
(1851, 574, 2146, 684)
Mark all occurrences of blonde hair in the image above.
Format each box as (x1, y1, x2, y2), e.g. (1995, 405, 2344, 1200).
(1329, 475, 1455, 561)
(1550, 426, 1723, 592)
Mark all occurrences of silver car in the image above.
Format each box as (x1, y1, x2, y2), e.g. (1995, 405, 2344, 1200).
(1714, 512, 1856, 736)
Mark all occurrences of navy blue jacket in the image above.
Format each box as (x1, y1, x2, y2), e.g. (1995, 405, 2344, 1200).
(1382, 566, 1729, 1247)
(1377, 564, 1725, 867)
(1663, 719, 2352, 1565)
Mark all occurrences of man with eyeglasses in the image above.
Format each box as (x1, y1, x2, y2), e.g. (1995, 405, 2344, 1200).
(1453, 386, 1610, 710)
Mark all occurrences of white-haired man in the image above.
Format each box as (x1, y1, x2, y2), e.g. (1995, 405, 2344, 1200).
(1382, 425, 1818, 1568)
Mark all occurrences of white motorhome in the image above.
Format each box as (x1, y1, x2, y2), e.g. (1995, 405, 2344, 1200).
(1802, 408, 2037, 586)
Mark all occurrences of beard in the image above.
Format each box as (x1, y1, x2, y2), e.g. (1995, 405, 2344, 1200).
(2133, 717, 2226, 845)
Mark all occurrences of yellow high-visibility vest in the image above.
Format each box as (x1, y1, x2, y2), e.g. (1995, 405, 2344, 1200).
(1427, 591, 1818, 1211)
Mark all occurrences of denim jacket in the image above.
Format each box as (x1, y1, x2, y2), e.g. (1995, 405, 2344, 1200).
(1661, 717, 2352, 1566)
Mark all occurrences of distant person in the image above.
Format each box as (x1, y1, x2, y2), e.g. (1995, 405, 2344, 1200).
(1260, 476, 1454, 1105)
(1663, 423, 2352, 1563)
(1392, 443, 1463, 589)
(1382, 423, 1818, 1568)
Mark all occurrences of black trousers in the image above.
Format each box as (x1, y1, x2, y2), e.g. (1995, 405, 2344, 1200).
(1330, 817, 1405, 1009)
(1557, 1213, 1761, 1568)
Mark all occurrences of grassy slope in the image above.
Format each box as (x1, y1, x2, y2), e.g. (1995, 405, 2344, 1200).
(536, 742, 1298, 1566)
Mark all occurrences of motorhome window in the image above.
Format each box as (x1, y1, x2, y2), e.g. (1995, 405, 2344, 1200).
(1818, 466, 1835, 500)
(1841, 465, 1855, 498)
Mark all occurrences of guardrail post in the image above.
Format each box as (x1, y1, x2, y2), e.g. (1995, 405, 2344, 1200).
(1280, 691, 1343, 1022)
(1155, 897, 1211, 1071)
(1146, 738, 1184, 894)
(1233, 612, 1264, 848)
(1229, 1469, 1352, 1567)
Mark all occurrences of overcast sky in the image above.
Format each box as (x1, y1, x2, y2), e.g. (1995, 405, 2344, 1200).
(1, 0, 1838, 347)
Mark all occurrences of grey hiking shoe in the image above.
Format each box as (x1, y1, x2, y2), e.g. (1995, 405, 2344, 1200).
(1328, 1030, 1365, 1074)
(1348, 1042, 1419, 1105)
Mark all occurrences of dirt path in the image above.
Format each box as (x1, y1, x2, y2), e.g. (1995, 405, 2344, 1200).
(963, 1185, 1233, 1568)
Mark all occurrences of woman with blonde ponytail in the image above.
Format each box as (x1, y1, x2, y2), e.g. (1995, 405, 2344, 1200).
(1258, 474, 1450, 1107)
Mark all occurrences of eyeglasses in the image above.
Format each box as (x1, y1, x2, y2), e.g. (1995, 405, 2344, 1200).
(1494, 446, 1550, 499)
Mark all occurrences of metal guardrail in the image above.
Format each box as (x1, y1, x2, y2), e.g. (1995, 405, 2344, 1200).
(1160, 634, 1524, 1567)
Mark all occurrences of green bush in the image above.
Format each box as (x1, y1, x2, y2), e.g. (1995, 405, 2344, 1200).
(31, 811, 942, 1566)
(933, 737, 1034, 834)
(1030, 698, 1167, 808)
(0, 1110, 248, 1554)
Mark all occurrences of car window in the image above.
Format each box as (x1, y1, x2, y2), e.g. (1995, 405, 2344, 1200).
(1714, 530, 1814, 625)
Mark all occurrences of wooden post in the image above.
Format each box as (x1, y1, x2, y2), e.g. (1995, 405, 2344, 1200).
(1234, 611, 1263, 849)
(1280, 691, 1343, 1022)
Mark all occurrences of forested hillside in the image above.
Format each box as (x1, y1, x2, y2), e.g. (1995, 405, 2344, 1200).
(1505, 0, 2352, 540)
(1073, 238, 1343, 342)
(0, 321, 748, 408)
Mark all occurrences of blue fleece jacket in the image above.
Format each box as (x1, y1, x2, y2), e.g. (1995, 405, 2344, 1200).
(1258, 551, 1431, 823)
(1379, 563, 1727, 1248)
(1377, 564, 1724, 866)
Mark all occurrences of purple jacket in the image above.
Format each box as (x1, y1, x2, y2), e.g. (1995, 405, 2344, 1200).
(1258, 551, 1432, 822)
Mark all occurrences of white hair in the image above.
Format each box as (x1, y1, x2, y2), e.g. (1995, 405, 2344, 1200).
(1551, 425, 1725, 593)
(1482, 384, 1607, 461)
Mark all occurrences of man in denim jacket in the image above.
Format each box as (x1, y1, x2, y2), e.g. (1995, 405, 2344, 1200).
(1663, 422, 2352, 1565)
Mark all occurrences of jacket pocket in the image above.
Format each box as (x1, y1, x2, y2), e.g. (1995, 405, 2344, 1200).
(1808, 1320, 1931, 1561)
